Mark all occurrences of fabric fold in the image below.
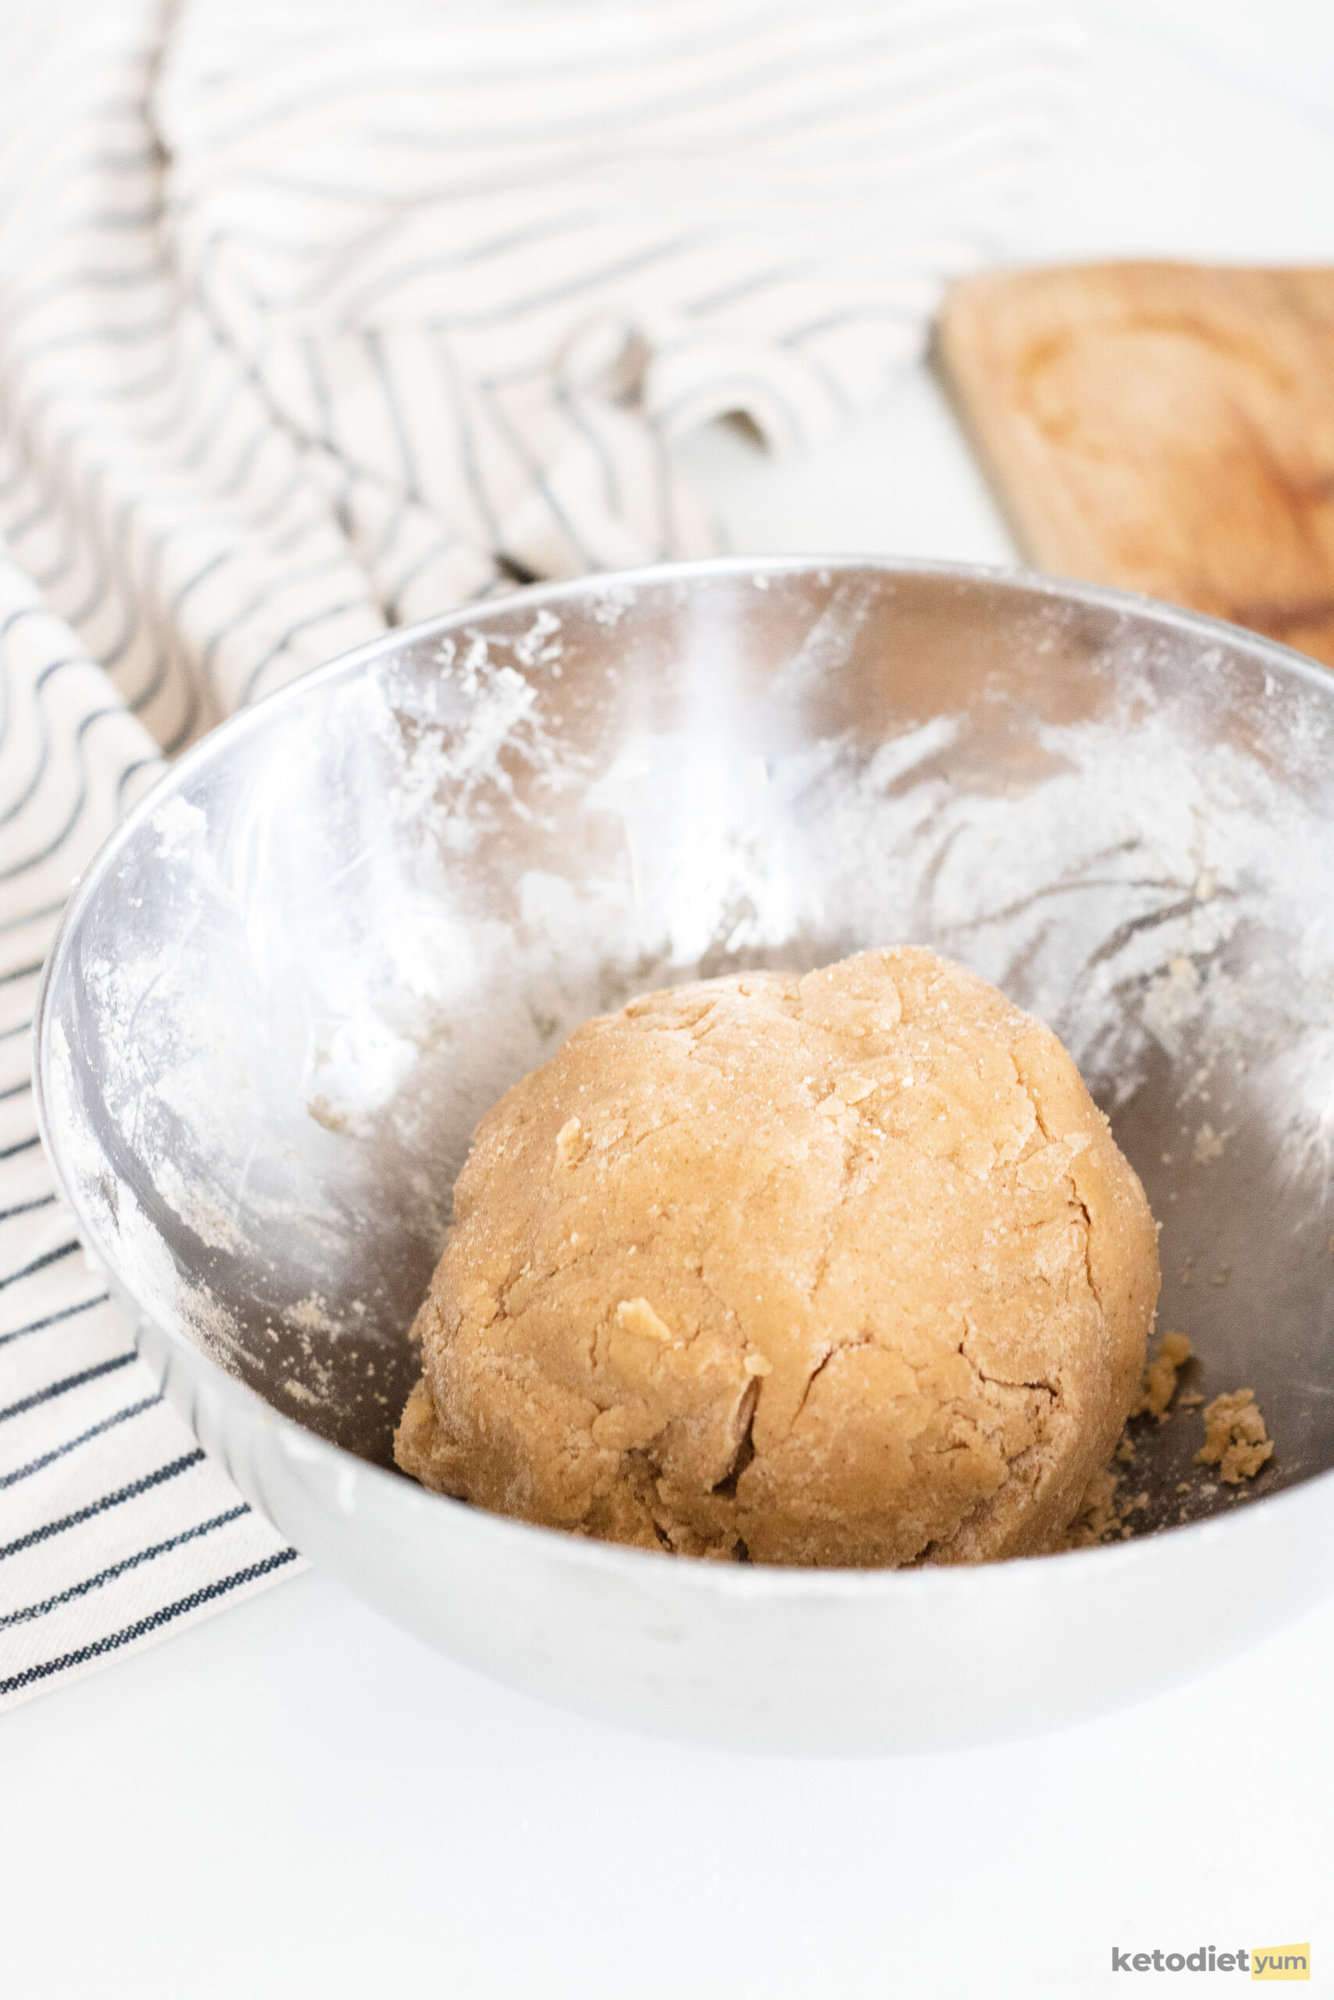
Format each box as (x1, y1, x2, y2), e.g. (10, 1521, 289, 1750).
(1, 0, 1075, 1707)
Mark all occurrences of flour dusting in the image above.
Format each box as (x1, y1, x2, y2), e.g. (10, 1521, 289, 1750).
(40, 574, 1334, 1479)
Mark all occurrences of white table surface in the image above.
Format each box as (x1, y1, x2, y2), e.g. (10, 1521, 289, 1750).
(7, 5, 1334, 1996)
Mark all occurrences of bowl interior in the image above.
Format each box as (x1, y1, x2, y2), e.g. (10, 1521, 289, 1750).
(39, 562, 1334, 1540)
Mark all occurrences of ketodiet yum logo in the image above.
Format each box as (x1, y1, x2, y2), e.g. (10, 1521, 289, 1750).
(1110, 1944, 1310, 1980)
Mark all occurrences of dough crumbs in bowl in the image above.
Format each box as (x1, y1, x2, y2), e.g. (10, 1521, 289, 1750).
(1196, 1390, 1274, 1484)
(1130, 1330, 1194, 1421)
(1065, 1335, 1276, 1546)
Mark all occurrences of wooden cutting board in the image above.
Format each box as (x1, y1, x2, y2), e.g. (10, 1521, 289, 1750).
(938, 261, 1334, 667)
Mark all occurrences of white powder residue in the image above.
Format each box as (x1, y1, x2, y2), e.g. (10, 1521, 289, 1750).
(305, 1019, 419, 1137)
(1193, 1123, 1226, 1164)
(586, 577, 636, 626)
(511, 606, 562, 668)
(41, 580, 1333, 1469)
(152, 794, 207, 858)
(290, 1292, 335, 1332)
(282, 1377, 322, 1406)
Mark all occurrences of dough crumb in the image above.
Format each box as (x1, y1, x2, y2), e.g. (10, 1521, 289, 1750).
(1062, 1468, 1148, 1548)
(615, 1296, 674, 1344)
(743, 1353, 773, 1377)
(1080, 1367, 1279, 1537)
(1196, 1389, 1273, 1484)
(1130, 1330, 1193, 1421)
(555, 1115, 589, 1166)
(1062, 1466, 1122, 1547)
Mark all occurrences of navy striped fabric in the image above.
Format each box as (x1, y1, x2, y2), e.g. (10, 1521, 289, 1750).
(0, 0, 1073, 1707)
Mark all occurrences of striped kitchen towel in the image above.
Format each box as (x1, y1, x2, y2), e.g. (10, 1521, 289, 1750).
(0, 0, 1076, 1709)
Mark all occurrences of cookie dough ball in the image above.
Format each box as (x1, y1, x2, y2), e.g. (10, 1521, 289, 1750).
(395, 948, 1158, 1567)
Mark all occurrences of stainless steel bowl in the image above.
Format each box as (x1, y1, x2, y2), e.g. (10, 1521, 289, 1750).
(34, 558, 1334, 1752)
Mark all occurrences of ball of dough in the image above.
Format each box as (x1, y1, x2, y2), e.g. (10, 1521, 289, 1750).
(395, 948, 1158, 1567)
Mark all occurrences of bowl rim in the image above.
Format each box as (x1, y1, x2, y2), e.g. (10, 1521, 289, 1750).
(31, 552, 1334, 1601)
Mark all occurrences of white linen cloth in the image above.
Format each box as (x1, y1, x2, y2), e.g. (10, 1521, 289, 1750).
(0, 0, 1074, 1707)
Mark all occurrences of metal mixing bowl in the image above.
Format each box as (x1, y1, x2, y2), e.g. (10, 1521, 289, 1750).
(34, 558, 1334, 1752)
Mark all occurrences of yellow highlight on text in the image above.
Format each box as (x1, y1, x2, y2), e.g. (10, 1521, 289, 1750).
(1252, 1943, 1310, 1981)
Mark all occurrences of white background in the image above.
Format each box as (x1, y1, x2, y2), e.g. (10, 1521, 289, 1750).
(6, 3, 1334, 1995)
